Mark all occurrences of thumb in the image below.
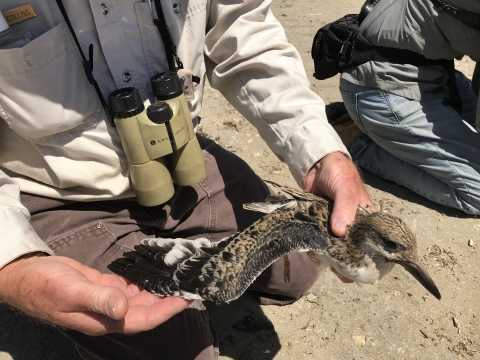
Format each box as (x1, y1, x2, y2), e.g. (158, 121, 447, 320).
(330, 190, 358, 237)
(81, 284, 129, 320)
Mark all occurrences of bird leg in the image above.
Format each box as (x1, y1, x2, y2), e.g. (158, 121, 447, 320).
(283, 255, 291, 283)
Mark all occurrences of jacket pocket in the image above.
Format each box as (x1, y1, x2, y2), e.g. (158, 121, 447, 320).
(0, 22, 101, 143)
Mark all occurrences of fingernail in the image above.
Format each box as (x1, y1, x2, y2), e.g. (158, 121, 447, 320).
(108, 296, 116, 318)
(333, 217, 348, 234)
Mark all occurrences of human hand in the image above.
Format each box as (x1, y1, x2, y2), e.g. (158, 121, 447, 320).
(303, 151, 376, 237)
(0, 253, 191, 336)
(307, 251, 354, 283)
(329, 266, 354, 283)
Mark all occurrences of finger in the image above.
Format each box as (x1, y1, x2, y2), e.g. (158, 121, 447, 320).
(330, 266, 354, 283)
(54, 257, 133, 317)
(113, 297, 192, 334)
(329, 159, 374, 236)
(67, 280, 130, 321)
(57, 257, 130, 289)
(54, 295, 189, 336)
(306, 251, 321, 264)
(330, 186, 360, 237)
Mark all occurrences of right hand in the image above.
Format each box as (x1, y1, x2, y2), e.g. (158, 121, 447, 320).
(0, 253, 191, 336)
(303, 152, 376, 237)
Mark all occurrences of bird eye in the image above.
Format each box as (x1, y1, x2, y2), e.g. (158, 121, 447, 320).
(384, 239, 399, 252)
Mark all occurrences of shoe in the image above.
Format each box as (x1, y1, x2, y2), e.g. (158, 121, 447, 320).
(329, 113, 365, 148)
(325, 101, 349, 120)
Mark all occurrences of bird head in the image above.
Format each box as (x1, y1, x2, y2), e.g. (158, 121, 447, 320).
(332, 212, 441, 299)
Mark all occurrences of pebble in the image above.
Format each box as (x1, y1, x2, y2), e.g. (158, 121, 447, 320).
(452, 317, 459, 328)
(352, 335, 366, 346)
(468, 239, 474, 247)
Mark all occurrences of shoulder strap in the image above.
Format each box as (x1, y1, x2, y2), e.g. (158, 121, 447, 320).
(429, 0, 480, 32)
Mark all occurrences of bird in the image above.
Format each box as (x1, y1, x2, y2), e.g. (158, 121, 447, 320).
(108, 181, 441, 304)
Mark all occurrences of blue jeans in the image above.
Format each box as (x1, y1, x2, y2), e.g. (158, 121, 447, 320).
(340, 73, 480, 214)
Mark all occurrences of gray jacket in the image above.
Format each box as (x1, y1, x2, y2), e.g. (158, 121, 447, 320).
(341, 0, 480, 101)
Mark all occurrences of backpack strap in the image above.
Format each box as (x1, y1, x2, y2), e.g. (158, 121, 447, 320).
(370, 46, 446, 67)
(429, 0, 480, 32)
(371, 46, 461, 113)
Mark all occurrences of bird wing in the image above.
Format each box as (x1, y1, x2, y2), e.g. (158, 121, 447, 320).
(172, 210, 329, 304)
(242, 199, 298, 214)
(243, 182, 324, 214)
(264, 180, 320, 201)
(108, 209, 329, 304)
(107, 237, 214, 300)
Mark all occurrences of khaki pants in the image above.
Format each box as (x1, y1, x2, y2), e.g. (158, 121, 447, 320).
(21, 136, 323, 360)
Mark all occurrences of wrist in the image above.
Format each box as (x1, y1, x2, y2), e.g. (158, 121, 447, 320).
(0, 252, 49, 301)
(3, 252, 48, 270)
(303, 152, 345, 189)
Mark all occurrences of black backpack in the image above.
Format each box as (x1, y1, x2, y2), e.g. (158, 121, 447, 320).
(310, 14, 372, 81)
(311, 14, 372, 81)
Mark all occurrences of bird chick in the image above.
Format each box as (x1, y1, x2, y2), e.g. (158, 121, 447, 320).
(108, 182, 441, 304)
(317, 211, 439, 298)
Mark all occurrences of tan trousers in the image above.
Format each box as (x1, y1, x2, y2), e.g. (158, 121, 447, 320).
(21, 136, 323, 360)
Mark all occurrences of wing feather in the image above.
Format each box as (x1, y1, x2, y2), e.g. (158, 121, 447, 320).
(264, 180, 320, 201)
(243, 200, 297, 214)
(108, 187, 332, 304)
(107, 238, 211, 300)
(173, 216, 329, 304)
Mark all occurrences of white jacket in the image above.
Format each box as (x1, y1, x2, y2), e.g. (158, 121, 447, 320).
(0, 0, 346, 268)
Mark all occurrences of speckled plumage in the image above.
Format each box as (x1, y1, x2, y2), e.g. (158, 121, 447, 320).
(108, 181, 441, 304)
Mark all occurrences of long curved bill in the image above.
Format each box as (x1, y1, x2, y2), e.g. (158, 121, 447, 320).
(399, 261, 441, 300)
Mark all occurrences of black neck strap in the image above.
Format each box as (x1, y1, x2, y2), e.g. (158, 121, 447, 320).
(55, 1, 193, 128)
(153, 0, 183, 71)
(429, 0, 480, 32)
(55, 0, 115, 127)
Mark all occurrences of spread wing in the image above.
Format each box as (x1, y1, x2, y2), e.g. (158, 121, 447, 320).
(108, 209, 330, 304)
(107, 238, 214, 300)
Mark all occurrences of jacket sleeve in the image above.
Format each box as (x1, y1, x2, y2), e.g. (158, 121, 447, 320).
(204, 0, 348, 185)
(0, 169, 53, 269)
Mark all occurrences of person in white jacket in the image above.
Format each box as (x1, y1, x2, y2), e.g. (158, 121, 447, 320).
(0, 0, 372, 358)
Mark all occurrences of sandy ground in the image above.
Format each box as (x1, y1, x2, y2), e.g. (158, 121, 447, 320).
(1, 0, 479, 359)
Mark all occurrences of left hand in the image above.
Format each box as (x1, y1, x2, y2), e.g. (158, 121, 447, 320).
(303, 151, 376, 237)
(307, 251, 354, 284)
(0, 254, 191, 336)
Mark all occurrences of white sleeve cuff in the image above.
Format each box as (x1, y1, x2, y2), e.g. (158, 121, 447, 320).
(0, 209, 53, 269)
(284, 120, 350, 185)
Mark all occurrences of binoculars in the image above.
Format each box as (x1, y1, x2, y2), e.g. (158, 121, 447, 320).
(109, 71, 206, 207)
